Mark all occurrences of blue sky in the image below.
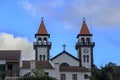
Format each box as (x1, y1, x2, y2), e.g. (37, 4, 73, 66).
(0, 0, 120, 67)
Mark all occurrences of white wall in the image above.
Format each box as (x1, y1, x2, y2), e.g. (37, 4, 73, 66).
(20, 69, 31, 77)
(81, 47, 91, 68)
(60, 72, 91, 80)
(38, 47, 48, 60)
(52, 52, 79, 66)
(0, 60, 6, 64)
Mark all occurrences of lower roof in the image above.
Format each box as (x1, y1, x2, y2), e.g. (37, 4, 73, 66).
(21, 60, 54, 69)
(60, 66, 90, 72)
(0, 50, 21, 61)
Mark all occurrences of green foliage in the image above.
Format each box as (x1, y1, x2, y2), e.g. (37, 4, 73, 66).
(31, 69, 45, 77)
(20, 69, 57, 80)
(90, 62, 120, 80)
(19, 76, 57, 80)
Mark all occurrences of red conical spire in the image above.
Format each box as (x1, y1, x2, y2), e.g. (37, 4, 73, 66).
(80, 18, 90, 34)
(37, 17, 48, 34)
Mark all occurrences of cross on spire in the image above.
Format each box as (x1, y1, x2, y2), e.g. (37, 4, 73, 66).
(83, 17, 86, 21)
(41, 17, 44, 20)
(62, 44, 66, 51)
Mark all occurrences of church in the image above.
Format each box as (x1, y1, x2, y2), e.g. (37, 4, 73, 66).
(0, 18, 95, 80)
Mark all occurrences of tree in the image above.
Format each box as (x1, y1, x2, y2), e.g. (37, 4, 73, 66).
(20, 69, 57, 80)
(90, 62, 120, 80)
(31, 69, 45, 77)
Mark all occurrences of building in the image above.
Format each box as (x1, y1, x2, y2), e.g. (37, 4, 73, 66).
(0, 50, 21, 80)
(0, 18, 95, 80)
(20, 18, 95, 80)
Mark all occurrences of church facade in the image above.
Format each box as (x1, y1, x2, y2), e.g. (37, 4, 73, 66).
(20, 19, 95, 80)
(0, 18, 95, 80)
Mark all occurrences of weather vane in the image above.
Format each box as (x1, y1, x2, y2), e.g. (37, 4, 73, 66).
(62, 44, 66, 51)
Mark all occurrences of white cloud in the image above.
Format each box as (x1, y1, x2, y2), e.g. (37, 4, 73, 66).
(19, 0, 120, 29)
(0, 33, 35, 60)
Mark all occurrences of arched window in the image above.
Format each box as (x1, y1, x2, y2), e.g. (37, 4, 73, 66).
(87, 55, 89, 63)
(81, 38, 85, 44)
(60, 63, 69, 67)
(43, 55, 46, 60)
(43, 37, 47, 42)
(86, 38, 90, 44)
(83, 55, 86, 63)
(38, 37, 42, 42)
(39, 55, 42, 60)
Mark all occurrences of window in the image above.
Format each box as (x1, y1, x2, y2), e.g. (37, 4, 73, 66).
(83, 55, 86, 63)
(7, 64, 13, 70)
(45, 72, 49, 76)
(43, 55, 46, 60)
(38, 37, 42, 42)
(61, 74, 66, 80)
(87, 55, 89, 63)
(84, 74, 89, 79)
(72, 74, 77, 80)
(86, 38, 90, 44)
(43, 37, 47, 42)
(60, 63, 69, 67)
(81, 38, 85, 44)
(39, 55, 42, 60)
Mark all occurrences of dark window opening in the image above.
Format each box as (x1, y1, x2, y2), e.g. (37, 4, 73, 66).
(60, 63, 69, 67)
(81, 38, 85, 44)
(61, 74, 66, 80)
(45, 72, 49, 76)
(86, 38, 90, 44)
(43, 37, 47, 42)
(39, 55, 42, 60)
(87, 55, 89, 63)
(7, 64, 13, 70)
(84, 74, 89, 79)
(38, 37, 42, 42)
(83, 55, 86, 63)
(72, 74, 77, 80)
(43, 55, 46, 60)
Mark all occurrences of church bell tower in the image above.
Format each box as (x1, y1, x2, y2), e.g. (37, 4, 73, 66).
(33, 18, 51, 61)
(75, 19, 95, 68)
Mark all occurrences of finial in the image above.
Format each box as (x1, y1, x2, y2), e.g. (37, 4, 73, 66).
(83, 17, 86, 22)
(41, 17, 44, 20)
(62, 44, 66, 51)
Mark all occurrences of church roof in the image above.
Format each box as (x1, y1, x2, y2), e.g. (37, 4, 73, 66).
(79, 19, 90, 35)
(0, 50, 20, 62)
(37, 19, 48, 34)
(51, 50, 79, 61)
(21, 60, 54, 69)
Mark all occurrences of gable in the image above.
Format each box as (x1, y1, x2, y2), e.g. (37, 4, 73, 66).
(51, 51, 79, 66)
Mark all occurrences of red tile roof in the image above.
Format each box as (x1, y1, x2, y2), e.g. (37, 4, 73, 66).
(22, 60, 30, 69)
(60, 66, 90, 72)
(37, 20, 48, 34)
(80, 20, 90, 34)
(21, 60, 54, 69)
(0, 50, 21, 61)
(36, 61, 53, 69)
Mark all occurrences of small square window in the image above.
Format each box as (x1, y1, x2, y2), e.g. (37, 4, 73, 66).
(84, 74, 88, 79)
(61, 74, 66, 80)
(72, 74, 77, 80)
